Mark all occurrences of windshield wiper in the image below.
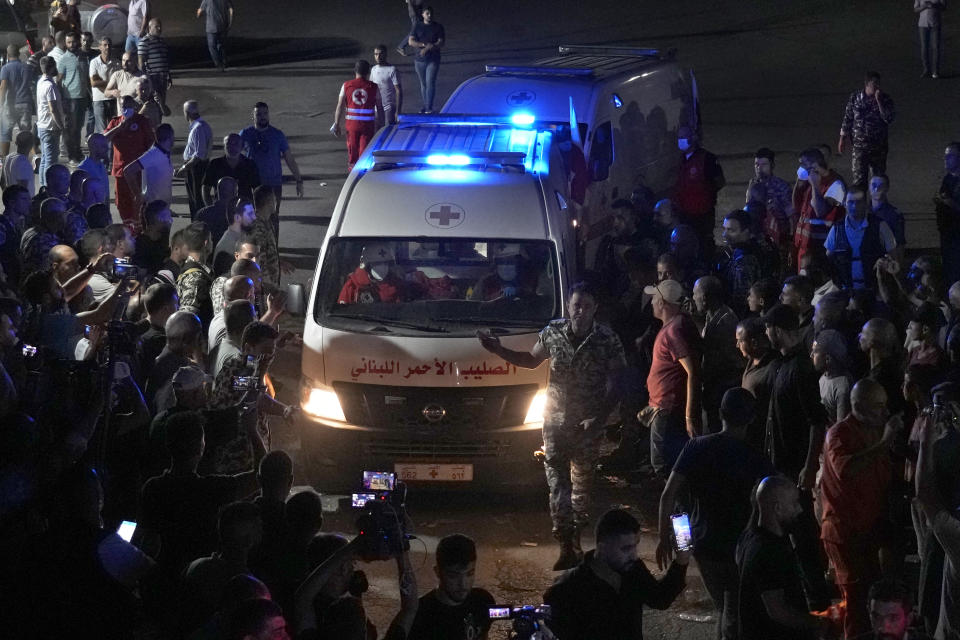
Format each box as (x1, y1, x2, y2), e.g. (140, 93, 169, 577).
(328, 312, 449, 333)
(435, 316, 544, 328)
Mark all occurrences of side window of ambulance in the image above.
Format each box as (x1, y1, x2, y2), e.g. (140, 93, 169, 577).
(588, 122, 613, 182)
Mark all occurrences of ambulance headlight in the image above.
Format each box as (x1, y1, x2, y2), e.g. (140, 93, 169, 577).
(524, 389, 547, 424)
(301, 378, 346, 422)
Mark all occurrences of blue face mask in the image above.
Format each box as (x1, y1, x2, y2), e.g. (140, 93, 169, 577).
(677, 138, 690, 152)
(797, 166, 810, 181)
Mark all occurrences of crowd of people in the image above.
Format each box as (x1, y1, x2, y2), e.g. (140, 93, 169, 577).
(0, 0, 958, 637)
(478, 69, 960, 639)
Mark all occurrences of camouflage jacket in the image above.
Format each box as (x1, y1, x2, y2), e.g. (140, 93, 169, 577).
(538, 319, 626, 427)
(840, 90, 895, 149)
(249, 218, 279, 289)
(176, 256, 214, 328)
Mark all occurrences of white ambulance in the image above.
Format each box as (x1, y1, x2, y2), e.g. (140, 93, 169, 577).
(300, 47, 697, 490)
(443, 45, 699, 264)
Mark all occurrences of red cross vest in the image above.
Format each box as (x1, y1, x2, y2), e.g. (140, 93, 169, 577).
(343, 78, 378, 131)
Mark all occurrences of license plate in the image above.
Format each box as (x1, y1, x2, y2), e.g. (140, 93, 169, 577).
(394, 463, 474, 482)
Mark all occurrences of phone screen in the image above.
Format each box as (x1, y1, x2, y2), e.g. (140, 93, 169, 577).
(362, 471, 396, 491)
(671, 513, 692, 551)
(488, 606, 511, 619)
(117, 520, 137, 542)
(352, 492, 377, 508)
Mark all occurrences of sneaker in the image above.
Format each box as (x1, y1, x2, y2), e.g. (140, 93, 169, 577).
(932, 73, 939, 78)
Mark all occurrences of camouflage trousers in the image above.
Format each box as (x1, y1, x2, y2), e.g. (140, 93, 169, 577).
(542, 421, 602, 536)
(851, 144, 887, 188)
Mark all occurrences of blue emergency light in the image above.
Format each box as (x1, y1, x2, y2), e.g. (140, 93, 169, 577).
(510, 112, 536, 127)
(426, 154, 472, 166)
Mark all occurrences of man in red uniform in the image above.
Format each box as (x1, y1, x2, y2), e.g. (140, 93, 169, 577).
(820, 377, 897, 638)
(332, 59, 382, 171)
(338, 241, 405, 304)
(792, 146, 846, 267)
(673, 124, 725, 257)
(104, 94, 155, 234)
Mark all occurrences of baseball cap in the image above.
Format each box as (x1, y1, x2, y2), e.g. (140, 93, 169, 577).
(761, 303, 800, 330)
(172, 365, 210, 391)
(643, 279, 685, 305)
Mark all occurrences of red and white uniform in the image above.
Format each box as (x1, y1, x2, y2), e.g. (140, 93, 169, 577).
(341, 78, 379, 170)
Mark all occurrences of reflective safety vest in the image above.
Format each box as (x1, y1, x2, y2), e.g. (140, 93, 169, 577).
(343, 78, 378, 130)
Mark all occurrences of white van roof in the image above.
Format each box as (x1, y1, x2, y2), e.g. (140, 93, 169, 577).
(337, 120, 554, 240)
(443, 45, 676, 124)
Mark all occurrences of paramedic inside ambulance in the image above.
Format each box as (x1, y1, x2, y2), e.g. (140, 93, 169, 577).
(469, 243, 535, 301)
(337, 242, 408, 304)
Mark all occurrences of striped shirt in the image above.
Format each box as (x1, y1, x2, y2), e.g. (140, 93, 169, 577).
(137, 34, 170, 76)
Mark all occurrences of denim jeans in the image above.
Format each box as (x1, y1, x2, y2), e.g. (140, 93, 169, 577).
(206, 32, 226, 69)
(0, 103, 32, 143)
(414, 57, 439, 112)
(647, 408, 688, 478)
(919, 25, 941, 75)
(37, 126, 61, 187)
(124, 34, 139, 53)
(93, 100, 115, 133)
(65, 97, 90, 162)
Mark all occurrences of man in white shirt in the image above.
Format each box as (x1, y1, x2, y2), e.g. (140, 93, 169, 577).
(123, 122, 173, 211)
(3, 130, 35, 196)
(176, 99, 213, 218)
(89, 36, 120, 132)
(371, 44, 402, 127)
(104, 52, 143, 114)
(36, 56, 65, 188)
(915, 0, 945, 78)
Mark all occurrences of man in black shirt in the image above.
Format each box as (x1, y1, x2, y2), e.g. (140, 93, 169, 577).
(762, 303, 832, 611)
(657, 388, 774, 639)
(935, 141, 960, 286)
(133, 199, 172, 278)
(405, 534, 495, 640)
(407, 6, 444, 113)
(544, 508, 687, 640)
(135, 281, 177, 386)
(736, 475, 831, 640)
(202, 133, 260, 205)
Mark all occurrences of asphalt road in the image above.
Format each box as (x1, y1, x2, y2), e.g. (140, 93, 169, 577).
(138, 0, 956, 635)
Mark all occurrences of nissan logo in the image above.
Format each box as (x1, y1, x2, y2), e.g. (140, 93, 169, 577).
(422, 404, 446, 423)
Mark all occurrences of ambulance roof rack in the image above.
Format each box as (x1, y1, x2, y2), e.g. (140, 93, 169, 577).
(396, 114, 526, 125)
(371, 150, 527, 168)
(483, 64, 595, 77)
(557, 44, 672, 59)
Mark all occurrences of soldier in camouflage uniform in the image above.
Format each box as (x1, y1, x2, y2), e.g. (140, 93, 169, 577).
(838, 72, 896, 189)
(176, 221, 215, 330)
(251, 185, 282, 290)
(208, 321, 297, 473)
(479, 282, 626, 570)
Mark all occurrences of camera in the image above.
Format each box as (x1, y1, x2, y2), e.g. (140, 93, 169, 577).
(113, 257, 136, 280)
(488, 605, 552, 639)
(354, 470, 411, 561)
(232, 375, 261, 391)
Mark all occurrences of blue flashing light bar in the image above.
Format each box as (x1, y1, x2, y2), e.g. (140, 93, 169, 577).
(426, 154, 471, 166)
(510, 112, 536, 127)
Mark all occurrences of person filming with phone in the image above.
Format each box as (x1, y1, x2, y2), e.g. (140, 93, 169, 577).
(543, 508, 687, 640)
(657, 387, 774, 639)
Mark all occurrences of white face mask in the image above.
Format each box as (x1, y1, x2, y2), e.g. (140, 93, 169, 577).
(369, 264, 389, 281)
(122, 107, 134, 119)
(677, 138, 690, 152)
(797, 166, 810, 181)
(497, 264, 517, 282)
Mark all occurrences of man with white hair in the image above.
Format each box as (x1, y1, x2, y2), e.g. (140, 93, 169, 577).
(177, 99, 213, 217)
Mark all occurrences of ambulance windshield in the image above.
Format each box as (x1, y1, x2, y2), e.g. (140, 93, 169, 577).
(315, 238, 559, 334)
